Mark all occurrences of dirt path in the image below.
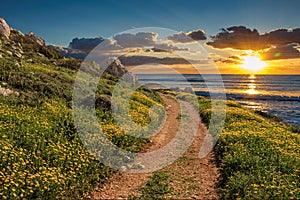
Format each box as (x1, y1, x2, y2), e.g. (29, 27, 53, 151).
(90, 95, 219, 199)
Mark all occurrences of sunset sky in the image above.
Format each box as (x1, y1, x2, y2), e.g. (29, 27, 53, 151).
(1, 0, 300, 74)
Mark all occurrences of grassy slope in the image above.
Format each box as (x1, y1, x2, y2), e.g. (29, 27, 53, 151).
(198, 96, 300, 199)
(0, 32, 164, 199)
(143, 92, 299, 199)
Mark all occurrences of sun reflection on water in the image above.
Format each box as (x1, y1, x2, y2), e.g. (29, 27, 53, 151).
(245, 75, 259, 95)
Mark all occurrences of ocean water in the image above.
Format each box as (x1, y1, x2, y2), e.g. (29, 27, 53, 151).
(137, 74, 300, 127)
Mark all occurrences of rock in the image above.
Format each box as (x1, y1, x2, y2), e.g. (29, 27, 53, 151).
(183, 86, 194, 94)
(6, 50, 12, 56)
(14, 62, 20, 67)
(37, 52, 45, 57)
(26, 31, 45, 46)
(135, 162, 145, 169)
(122, 72, 138, 84)
(0, 53, 2, 58)
(0, 18, 10, 38)
(13, 50, 22, 58)
(170, 87, 181, 92)
(105, 57, 127, 77)
(120, 166, 127, 171)
(11, 28, 24, 36)
(0, 86, 19, 96)
(16, 42, 22, 49)
(95, 94, 111, 110)
(105, 57, 138, 84)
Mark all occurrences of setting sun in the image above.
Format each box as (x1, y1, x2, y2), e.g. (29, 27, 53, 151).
(240, 55, 267, 72)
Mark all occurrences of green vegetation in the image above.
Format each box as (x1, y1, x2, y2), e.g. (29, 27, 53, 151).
(1, 29, 299, 199)
(129, 172, 173, 200)
(0, 31, 164, 199)
(198, 97, 300, 199)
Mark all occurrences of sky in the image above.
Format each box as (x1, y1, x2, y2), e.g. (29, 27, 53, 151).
(1, 0, 300, 74)
(1, 0, 300, 46)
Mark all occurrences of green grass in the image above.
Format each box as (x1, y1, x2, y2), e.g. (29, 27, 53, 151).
(129, 172, 173, 200)
(198, 97, 300, 199)
(0, 30, 165, 198)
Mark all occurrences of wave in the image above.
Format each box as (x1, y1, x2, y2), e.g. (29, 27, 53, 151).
(194, 91, 300, 102)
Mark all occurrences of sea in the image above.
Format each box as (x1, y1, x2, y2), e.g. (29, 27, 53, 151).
(137, 74, 300, 127)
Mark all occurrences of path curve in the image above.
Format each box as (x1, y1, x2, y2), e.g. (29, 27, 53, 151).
(89, 94, 219, 199)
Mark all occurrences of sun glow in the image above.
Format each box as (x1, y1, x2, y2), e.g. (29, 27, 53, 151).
(240, 55, 267, 72)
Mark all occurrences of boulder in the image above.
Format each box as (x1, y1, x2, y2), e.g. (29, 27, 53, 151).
(105, 57, 138, 84)
(105, 58, 127, 77)
(0, 86, 19, 96)
(13, 50, 22, 58)
(0, 18, 10, 38)
(26, 31, 45, 46)
(183, 86, 194, 94)
(6, 50, 12, 56)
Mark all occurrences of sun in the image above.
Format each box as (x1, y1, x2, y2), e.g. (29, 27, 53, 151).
(240, 55, 267, 72)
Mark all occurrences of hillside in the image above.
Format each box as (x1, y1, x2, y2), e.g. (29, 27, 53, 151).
(1, 17, 300, 199)
(0, 18, 164, 199)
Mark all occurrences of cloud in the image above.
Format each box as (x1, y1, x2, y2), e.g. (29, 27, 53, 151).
(151, 43, 189, 52)
(165, 29, 206, 43)
(97, 39, 123, 51)
(69, 37, 104, 52)
(207, 26, 300, 52)
(113, 32, 158, 48)
(215, 55, 243, 64)
(261, 43, 300, 60)
(119, 55, 208, 66)
(207, 26, 263, 50)
(261, 28, 300, 46)
(187, 30, 207, 41)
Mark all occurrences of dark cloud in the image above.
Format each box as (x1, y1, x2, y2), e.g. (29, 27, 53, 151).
(215, 55, 242, 64)
(113, 32, 157, 48)
(166, 32, 194, 43)
(207, 26, 263, 50)
(166, 29, 206, 43)
(187, 30, 206, 41)
(69, 37, 104, 52)
(261, 28, 300, 46)
(119, 55, 208, 66)
(151, 43, 189, 52)
(261, 44, 300, 60)
(207, 26, 300, 52)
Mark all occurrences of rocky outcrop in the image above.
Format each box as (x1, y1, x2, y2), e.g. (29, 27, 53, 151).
(26, 31, 45, 46)
(0, 86, 19, 96)
(105, 57, 138, 84)
(0, 18, 10, 38)
(106, 58, 127, 77)
(183, 87, 194, 94)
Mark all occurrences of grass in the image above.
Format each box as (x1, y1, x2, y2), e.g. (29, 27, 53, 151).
(128, 172, 173, 200)
(0, 30, 165, 199)
(198, 97, 300, 199)
(2, 29, 299, 198)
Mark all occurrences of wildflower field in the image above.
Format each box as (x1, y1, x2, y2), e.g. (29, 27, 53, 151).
(0, 54, 164, 198)
(198, 96, 300, 199)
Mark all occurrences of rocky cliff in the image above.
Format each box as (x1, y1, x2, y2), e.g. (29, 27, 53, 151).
(0, 18, 137, 84)
(0, 18, 10, 38)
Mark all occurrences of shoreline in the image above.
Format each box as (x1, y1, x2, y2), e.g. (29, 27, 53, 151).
(154, 89, 300, 128)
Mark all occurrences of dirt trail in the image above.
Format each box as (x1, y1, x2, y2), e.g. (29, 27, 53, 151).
(90, 95, 219, 199)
